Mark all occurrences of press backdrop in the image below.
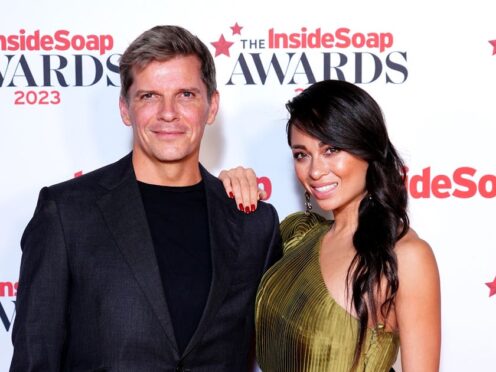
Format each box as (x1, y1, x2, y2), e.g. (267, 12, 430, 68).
(1, 1, 495, 371)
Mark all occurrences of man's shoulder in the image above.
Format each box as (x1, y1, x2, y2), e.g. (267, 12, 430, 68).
(253, 199, 278, 219)
(240, 200, 279, 243)
(47, 153, 132, 199)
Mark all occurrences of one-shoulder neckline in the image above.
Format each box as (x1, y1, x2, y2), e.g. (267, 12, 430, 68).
(313, 224, 397, 335)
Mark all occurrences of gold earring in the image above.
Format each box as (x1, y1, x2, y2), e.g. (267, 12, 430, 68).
(304, 191, 313, 215)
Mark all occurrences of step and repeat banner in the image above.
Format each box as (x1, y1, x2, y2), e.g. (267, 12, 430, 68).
(1, 1, 495, 371)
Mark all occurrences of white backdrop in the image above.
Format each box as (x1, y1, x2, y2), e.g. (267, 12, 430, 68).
(1, 1, 495, 371)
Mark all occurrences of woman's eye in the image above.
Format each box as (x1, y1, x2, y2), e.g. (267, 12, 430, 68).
(325, 146, 339, 154)
(293, 152, 307, 160)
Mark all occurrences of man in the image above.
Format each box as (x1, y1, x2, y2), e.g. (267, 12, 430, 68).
(10, 25, 281, 372)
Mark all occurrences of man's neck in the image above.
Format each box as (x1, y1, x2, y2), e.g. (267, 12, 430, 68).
(132, 154, 202, 187)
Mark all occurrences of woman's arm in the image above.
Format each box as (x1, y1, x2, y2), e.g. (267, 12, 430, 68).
(395, 232, 441, 372)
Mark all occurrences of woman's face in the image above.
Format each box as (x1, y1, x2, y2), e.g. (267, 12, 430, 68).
(290, 126, 369, 216)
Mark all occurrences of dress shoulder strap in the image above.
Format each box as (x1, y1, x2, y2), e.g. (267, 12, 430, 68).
(280, 212, 330, 255)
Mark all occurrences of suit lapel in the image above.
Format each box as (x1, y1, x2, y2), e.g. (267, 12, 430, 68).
(182, 165, 243, 357)
(96, 154, 179, 355)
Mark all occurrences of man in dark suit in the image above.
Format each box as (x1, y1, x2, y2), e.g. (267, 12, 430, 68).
(10, 25, 281, 372)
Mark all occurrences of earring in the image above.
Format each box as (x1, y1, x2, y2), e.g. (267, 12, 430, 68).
(304, 191, 313, 215)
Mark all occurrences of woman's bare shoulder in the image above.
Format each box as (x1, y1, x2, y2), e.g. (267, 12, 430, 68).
(395, 229, 435, 262)
(394, 228, 439, 286)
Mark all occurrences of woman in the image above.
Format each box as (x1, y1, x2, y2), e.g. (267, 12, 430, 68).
(220, 80, 440, 371)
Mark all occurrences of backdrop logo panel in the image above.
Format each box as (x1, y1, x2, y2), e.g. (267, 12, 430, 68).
(257, 176, 272, 200)
(489, 40, 496, 55)
(0, 29, 120, 106)
(483, 36, 496, 300)
(486, 277, 496, 297)
(209, 22, 409, 86)
(0, 282, 17, 334)
(406, 167, 496, 199)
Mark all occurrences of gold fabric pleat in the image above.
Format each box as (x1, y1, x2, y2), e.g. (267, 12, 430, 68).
(255, 212, 399, 372)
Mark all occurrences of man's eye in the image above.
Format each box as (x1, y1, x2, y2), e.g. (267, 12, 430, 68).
(182, 91, 193, 98)
(140, 93, 154, 100)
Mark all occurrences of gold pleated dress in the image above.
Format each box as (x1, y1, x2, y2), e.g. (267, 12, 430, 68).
(255, 212, 399, 372)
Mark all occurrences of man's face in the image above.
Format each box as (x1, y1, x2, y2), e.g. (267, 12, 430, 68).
(119, 55, 219, 172)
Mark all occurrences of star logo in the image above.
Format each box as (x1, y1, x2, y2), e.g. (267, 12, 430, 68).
(211, 34, 234, 57)
(230, 22, 243, 35)
(485, 276, 496, 297)
(489, 40, 496, 55)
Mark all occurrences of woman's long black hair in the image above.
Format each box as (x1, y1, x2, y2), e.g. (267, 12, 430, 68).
(286, 80, 409, 366)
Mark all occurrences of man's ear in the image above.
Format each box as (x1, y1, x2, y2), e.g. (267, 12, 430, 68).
(206, 90, 220, 125)
(119, 96, 132, 127)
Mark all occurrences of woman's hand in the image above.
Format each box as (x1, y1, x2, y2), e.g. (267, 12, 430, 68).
(218, 166, 267, 213)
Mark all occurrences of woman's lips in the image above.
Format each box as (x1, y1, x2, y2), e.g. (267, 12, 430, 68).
(311, 182, 338, 198)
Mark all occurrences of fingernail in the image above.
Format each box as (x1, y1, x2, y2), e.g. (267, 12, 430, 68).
(244, 206, 250, 214)
(229, 192, 234, 199)
(251, 204, 256, 212)
(238, 203, 244, 211)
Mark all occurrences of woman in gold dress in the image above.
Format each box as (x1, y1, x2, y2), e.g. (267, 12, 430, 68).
(220, 80, 440, 371)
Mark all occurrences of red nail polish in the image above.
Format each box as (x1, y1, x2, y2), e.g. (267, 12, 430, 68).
(251, 204, 256, 212)
(244, 206, 250, 213)
(238, 203, 244, 211)
(229, 192, 234, 199)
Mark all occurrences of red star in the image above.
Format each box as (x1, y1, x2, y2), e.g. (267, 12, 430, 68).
(230, 22, 243, 35)
(485, 276, 496, 297)
(489, 40, 496, 55)
(211, 34, 234, 57)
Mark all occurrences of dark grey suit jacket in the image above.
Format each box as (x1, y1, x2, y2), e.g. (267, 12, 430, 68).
(10, 153, 282, 372)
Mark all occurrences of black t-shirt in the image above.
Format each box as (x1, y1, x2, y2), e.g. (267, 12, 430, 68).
(138, 180, 212, 354)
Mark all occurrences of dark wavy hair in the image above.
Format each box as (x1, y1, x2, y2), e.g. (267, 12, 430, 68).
(286, 79, 409, 367)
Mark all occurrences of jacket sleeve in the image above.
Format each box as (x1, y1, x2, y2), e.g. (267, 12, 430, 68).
(261, 204, 282, 273)
(10, 187, 69, 372)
